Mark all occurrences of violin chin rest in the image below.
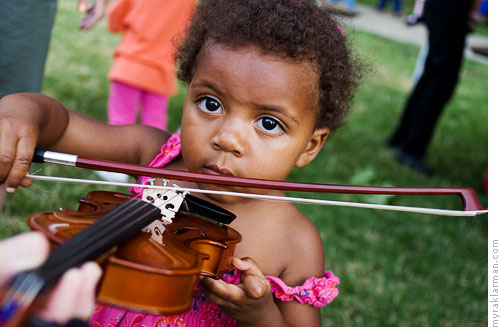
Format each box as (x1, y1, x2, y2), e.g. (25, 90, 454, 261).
(179, 194, 236, 225)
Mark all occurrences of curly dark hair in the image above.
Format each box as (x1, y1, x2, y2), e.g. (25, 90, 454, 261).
(175, 0, 361, 131)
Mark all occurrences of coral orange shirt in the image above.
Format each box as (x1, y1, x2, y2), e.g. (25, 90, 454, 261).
(106, 0, 195, 96)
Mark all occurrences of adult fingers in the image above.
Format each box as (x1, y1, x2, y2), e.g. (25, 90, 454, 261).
(0, 232, 49, 284)
(38, 262, 102, 323)
(39, 268, 83, 323)
(72, 262, 102, 319)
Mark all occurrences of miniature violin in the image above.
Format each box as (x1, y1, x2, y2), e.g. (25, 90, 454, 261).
(35, 189, 241, 278)
(0, 185, 241, 325)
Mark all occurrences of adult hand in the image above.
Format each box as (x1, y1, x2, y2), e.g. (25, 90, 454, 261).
(0, 232, 102, 325)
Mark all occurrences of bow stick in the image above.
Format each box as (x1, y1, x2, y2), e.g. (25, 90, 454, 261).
(31, 150, 487, 216)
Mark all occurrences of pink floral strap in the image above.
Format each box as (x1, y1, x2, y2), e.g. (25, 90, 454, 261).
(130, 132, 181, 195)
(221, 269, 339, 307)
(266, 270, 340, 307)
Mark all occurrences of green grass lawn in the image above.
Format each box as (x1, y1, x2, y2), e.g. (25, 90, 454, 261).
(0, 2, 488, 326)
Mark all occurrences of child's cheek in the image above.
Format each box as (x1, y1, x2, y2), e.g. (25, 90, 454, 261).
(180, 125, 207, 171)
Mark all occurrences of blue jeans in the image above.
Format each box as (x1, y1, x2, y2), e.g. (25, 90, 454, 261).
(329, 0, 356, 11)
(376, 0, 402, 14)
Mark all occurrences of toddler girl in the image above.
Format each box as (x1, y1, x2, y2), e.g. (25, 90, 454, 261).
(0, 0, 360, 325)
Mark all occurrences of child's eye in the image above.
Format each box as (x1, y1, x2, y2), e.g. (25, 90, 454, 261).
(197, 97, 222, 114)
(256, 117, 283, 135)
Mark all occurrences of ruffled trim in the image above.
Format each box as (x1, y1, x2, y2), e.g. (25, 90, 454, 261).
(130, 132, 181, 195)
(221, 269, 339, 308)
(267, 270, 340, 307)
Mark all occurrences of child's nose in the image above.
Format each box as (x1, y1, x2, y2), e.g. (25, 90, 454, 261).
(211, 123, 247, 157)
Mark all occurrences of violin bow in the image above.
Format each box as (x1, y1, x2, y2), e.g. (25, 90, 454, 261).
(30, 150, 488, 217)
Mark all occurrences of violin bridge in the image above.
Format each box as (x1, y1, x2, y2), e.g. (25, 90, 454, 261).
(141, 181, 186, 245)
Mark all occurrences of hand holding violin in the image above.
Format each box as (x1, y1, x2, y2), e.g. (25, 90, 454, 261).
(0, 232, 102, 326)
(201, 257, 288, 327)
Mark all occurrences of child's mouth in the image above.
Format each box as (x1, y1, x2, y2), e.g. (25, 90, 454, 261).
(204, 164, 234, 177)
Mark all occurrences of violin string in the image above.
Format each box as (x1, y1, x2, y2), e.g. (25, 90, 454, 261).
(25, 174, 488, 217)
(1, 201, 137, 322)
(41, 200, 143, 268)
(0, 181, 178, 324)
(30, 176, 174, 271)
(0, 200, 162, 325)
(133, 181, 186, 217)
(43, 185, 179, 269)
(41, 200, 150, 270)
(41, 200, 158, 274)
(52, 201, 159, 271)
(41, 202, 134, 269)
(43, 190, 187, 287)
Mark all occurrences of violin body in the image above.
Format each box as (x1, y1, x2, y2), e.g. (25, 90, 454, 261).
(28, 190, 241, 315)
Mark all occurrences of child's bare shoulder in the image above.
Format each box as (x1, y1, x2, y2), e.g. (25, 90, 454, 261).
(259, 201, 325, 284)
(276, 202, 322, 243)
(279, 203, 325, 279)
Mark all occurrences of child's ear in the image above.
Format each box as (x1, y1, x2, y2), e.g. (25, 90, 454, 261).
(295, 127, 330, 168)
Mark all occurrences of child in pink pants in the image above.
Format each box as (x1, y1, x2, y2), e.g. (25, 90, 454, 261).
(108, 81, 168, 130)
(106, 0, 195, 130)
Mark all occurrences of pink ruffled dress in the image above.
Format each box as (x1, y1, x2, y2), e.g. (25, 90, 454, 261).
(90, 132, 340, 327)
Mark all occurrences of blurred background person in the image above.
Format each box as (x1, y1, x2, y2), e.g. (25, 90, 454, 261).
(92, 0, 195, 131)
(386, 0, 479, 175)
